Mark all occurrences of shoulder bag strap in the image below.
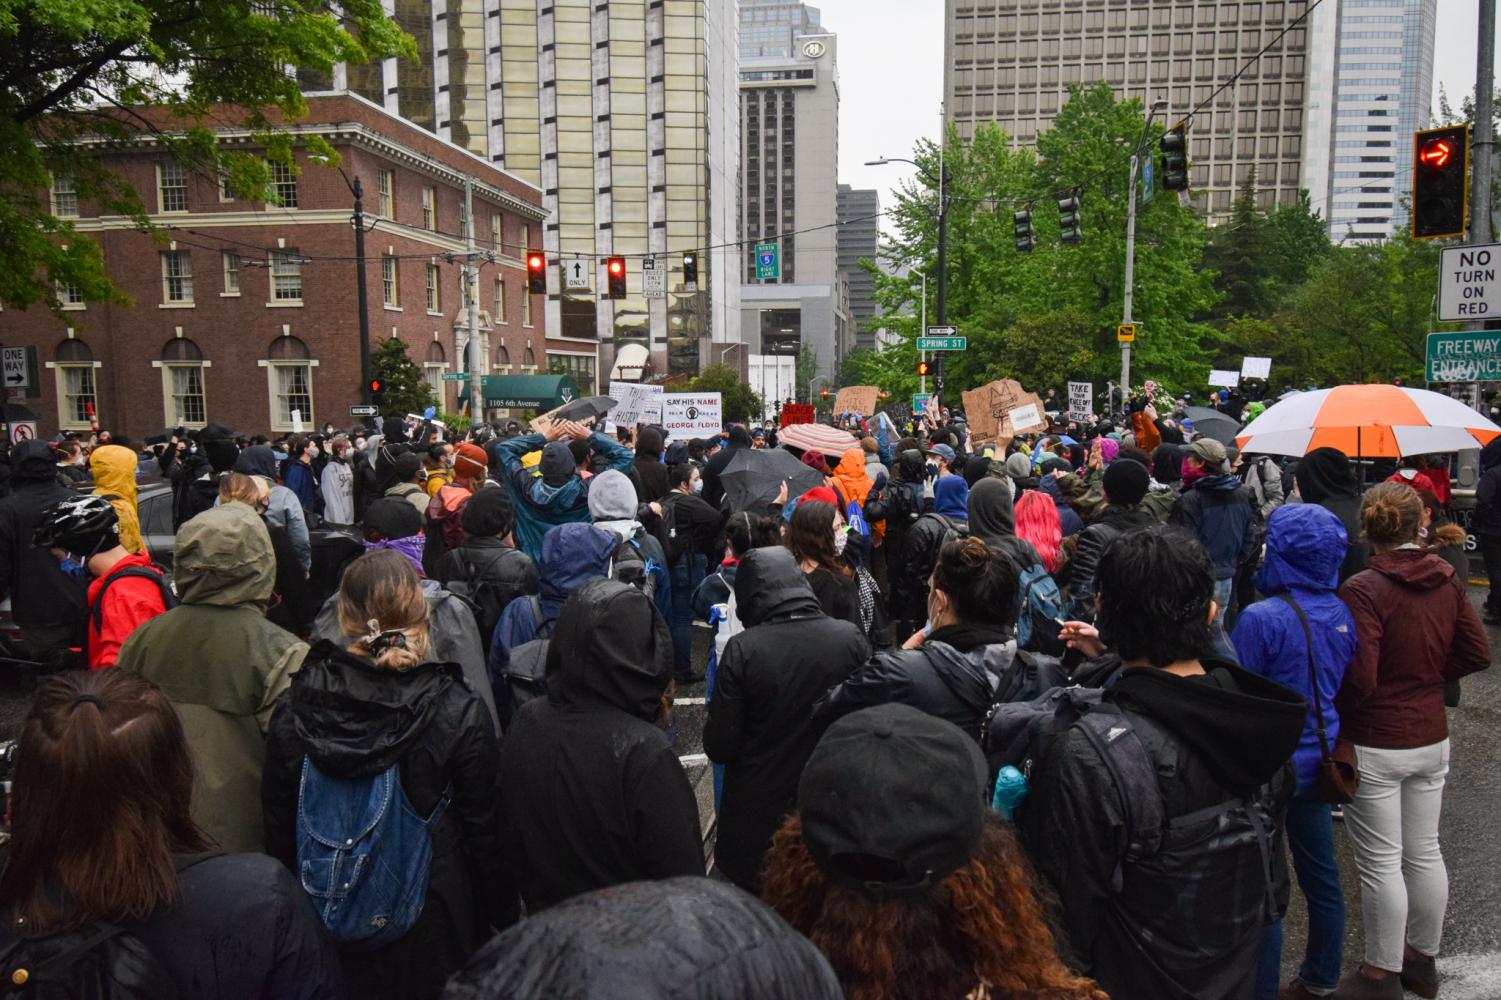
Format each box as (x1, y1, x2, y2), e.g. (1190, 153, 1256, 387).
(1274, 594, 1334, 765)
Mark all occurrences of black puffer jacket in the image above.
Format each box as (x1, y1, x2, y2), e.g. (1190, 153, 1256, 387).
(1018, 659, 1305, 1000)
(815, 623, 1059, 742)
(442, 877, 842, 1000)
(704, 548, 867, 890)
(262, 641, 509, 1000)
(434, 537, 538, 625)
(498, 579, 703, 911)
(0, 440, 87, 633)
(1063, 505, 1158, 621)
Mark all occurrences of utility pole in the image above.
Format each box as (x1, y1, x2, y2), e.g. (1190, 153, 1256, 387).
(464, 176, 484, 422)
(352, 177, 372, 405)
(1121, 99, 1167, 402)
(918, 271, 928, 396)
(934, 141, 949, 400)
(1470, 0, 1496, 413)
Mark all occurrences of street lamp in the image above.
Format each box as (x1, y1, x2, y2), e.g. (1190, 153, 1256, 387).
(312, 155, 377, 407)
(809, 373, 832, 405)
(1120, 98, 1169, 402)
(868, 152, 951, 395)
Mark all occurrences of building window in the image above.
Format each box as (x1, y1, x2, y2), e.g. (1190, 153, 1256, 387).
(521, 223, 530, 254)
(378, 169, 393, 217)
(271, 162, 298, 207)
(161, 251, 193, 303)
(424, 363, 446, 402)
(548, 352, 596, 396)
(459, 202, 469, 239)
(222, 252, 240, 295)
(51, 175, 78, 218)
(491, 213, 501, 252)
(166, 364, 206, 426)
(219, 173, 235, 201)
(523, 282, 532, 326)
(382, 255, 399, 307)
(493, 278, 505, 323)
(271, 363, 313, 429)
(422, 187, 435, 230)
(57, 280, 84, 309)
(269, 250, 302, 301)
(56, 363, 96, 430)
(426, 263, 441, 312)
(158, 161, 188, 213)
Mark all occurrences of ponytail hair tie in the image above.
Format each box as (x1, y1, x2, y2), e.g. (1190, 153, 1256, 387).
(69, 694, 103, 712)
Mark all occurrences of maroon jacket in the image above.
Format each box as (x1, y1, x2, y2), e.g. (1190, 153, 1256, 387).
(1337, 548, 1490, 749)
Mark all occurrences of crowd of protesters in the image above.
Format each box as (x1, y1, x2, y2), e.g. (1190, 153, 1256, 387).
(0, 378, 1489, 1000)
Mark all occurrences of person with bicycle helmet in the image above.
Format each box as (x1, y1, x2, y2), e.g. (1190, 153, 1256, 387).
(34, 494, 171, 669)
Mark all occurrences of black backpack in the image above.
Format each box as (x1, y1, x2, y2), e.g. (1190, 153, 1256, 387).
(659, 494, 691, 566)
(86, 566, 176, 663)
(610, 530, 662, 602)
(505, 597, 554, 710)
(0, 855, 224, 1000)
(444, 554, 526, 649)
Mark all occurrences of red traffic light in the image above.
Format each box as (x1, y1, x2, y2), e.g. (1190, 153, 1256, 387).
(369, 378, 383, 392)
(605, 256, 626, 299)
(820, 388, 830, 399)
(1419, 139, 1452, 168)
(527, 253, 544, 270)
(608, 259, 624, 276)
(526, 249, 546, 293)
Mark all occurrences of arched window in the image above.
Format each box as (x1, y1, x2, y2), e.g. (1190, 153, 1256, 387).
(51, 339, 97, 430)
(262, 336, 315, 431)
(159, 337, 206, 427)
(494, 344, 511, 375)
(523, 347, 537, 370)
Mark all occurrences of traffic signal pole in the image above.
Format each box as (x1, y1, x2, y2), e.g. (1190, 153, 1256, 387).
(353, 177, 372, 406)
(1121, 151, 1140, 403)
(1469, 0, 1495, 412)
(465, 176, 484, 422)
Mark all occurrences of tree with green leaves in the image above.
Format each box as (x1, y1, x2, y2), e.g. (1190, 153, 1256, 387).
(687, 364, 764, 424)
(1, 0, 414, 311)
(371, 337, 434, 418)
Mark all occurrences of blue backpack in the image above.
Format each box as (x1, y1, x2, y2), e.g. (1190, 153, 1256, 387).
(1015, 561, 1066, 655)
(846, 499, 872, 538)
(295, 758, 449, 948)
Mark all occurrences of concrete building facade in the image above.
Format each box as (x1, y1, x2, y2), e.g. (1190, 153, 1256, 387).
(1300, 0, 1437, 241)
(943, 0, 1314, 219)
(737, 0, 845, 380)
(0, 94, 548, 441)
(836, 184, 881, 352)
(312, 0, 742, 384)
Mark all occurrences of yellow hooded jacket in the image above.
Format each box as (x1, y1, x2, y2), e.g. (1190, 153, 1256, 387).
(89, 445, 143, 554)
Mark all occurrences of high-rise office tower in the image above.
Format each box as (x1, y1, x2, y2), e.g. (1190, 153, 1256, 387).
(943, 1, 1313, 220)
(837, 185, 882, 352)
(321, 0, 741, 385)
(738, 0, 848, 379)
(1301, 0, 1437, 242)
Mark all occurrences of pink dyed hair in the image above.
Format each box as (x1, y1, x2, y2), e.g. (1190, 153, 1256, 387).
(1014, 490, 1063, 575)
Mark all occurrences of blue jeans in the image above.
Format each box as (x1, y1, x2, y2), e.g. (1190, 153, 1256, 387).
(1257, 793, 1345, 996)
(668, 553, 707, 676)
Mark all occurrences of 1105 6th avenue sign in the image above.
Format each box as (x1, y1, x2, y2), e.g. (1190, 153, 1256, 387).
(1426, 331, 1501, 382)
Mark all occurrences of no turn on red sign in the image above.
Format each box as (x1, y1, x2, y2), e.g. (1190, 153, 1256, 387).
(1439, 243, 1501, 321)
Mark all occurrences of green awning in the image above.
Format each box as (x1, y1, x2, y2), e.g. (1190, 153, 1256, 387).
(451, 374, 581, 410)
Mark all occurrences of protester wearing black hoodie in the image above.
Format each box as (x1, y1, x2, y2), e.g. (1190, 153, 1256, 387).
(1021, 526, 1305, 1000)
(1063, 459, 1158, 621)
(704, 548, 868, 891)
(1294, 447, 1370, 584)
(262, 629, 508, 999)
(702, 426, 752, 509)
(0, 439, 87, 659)
(632, 426, 672, 503)
(498, 578, 703, 911)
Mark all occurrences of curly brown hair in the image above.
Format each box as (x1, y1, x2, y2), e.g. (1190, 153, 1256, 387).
(760, 814, 1106, 1000)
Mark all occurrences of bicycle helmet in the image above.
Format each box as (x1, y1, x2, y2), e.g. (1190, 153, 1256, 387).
(33, 494, 120, 560)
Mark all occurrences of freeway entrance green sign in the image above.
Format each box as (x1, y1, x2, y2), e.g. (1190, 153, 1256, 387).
(917, 336, 967, 351)
(1425, 331, 1501, 382)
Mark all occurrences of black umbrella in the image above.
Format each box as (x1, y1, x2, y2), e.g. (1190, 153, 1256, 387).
(720, 447, 823, 514)
(1183, 405, 1241, 446)
(552, 395, 618, 424)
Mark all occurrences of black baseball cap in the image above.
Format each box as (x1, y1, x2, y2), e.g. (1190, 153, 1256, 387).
(797, 704, 988, 899)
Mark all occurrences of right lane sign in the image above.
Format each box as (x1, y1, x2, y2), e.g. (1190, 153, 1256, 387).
(1439, 243, 1501, 321)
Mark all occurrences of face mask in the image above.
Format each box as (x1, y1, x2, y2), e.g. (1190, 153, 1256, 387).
(692, 478, 703, 495)
(924, 589, 944, 634)
(832, 526, 848, 556)
(307, 446, 320, 459)
(1181, 456, 1209, 486)
(59, 557, 90, 580)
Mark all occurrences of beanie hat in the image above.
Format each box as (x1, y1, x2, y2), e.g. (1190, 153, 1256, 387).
(364, 496, 423, 540)
(1004, 453, 1032, 480)
(460, 486, 514, 537)
(539, 441, 576, 485)
(861, 437, 879, 454)
(393, 452, 423, 483)
(1102, 459, 1150, 507)
(588, 469, 639, 521)
(454, 442, 488, 480)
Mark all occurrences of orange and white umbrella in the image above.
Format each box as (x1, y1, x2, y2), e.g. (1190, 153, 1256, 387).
(1235, 384, 1501, 458)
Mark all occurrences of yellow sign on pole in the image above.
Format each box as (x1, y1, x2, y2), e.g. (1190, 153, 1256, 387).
(1117, 323, 1137, 343)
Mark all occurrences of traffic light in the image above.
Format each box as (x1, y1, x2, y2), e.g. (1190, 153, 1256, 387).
(526, 250, 546, 294)
(605, 256, 626, 299)
(1160, 125, 1189, 191)
(682, 251, 699, 289)
(369, 377, 384, 407)
(916, 358, 931, 377)
(1058, 194, 1082, 245)
(1412, 124, 1468, 240)
(1013, 207, 1035, 253)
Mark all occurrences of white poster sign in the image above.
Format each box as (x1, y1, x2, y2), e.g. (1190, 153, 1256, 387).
(662, 392, 723, 439)
(1240, 356, 1272, 379)
(291, 409, 304, 434)
(1067, 381, 1093, 421)
(1208, 369, 1242, 388)
(1008, 402, 1044, 433)
(608, 381, 664, 427)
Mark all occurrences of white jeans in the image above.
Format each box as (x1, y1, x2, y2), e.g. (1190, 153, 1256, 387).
(1343, 739, 1451, 972)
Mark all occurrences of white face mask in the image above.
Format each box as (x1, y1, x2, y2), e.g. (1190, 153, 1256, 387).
(307, 446, 320, 459)
(832, 526, 848, 556)
(692, 478, 703, 495)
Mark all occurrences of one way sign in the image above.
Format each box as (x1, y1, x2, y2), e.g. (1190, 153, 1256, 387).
(564, 258, 591, 291)
(2, 348, 30, 390)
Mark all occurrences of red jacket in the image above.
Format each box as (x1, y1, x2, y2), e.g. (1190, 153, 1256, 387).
(1337, 548, 1490, 749)
(86, 552, 169, 669)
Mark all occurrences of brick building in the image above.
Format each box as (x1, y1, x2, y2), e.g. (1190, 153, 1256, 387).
(0, 92, 551, 442)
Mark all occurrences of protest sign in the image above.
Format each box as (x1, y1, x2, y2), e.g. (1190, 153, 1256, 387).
(608, 381, 663, 427)
(960, 379, 1047, 441)
(832, 385, 880, 417)
(1009, 402, 1044, 433)
(1240, 357, 1272, 379)
(529, 403, 565, 434)
(780, 403, 815, 427)
(1067, 381, 1093, 421)
(1208, 370, 1242, 388)
(662, 393, 723, 439)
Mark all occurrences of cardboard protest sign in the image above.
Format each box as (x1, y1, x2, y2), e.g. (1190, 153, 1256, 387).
(608, 381, 664, 427)
(832, 385, 880, 417)
(960, 379, 1047, 441)
(529, 404, 565, 434)
(662, 393, 723, 439)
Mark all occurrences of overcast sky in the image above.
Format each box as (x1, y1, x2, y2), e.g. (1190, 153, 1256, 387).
(821, 0, 1496, 217)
